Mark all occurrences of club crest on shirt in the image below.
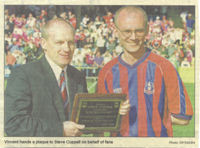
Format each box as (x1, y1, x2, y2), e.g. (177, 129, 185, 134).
(144, 81, 154, 95)
(113, 88, 122, 93)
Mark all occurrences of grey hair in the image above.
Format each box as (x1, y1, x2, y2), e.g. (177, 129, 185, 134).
(41, 18, 75, 39)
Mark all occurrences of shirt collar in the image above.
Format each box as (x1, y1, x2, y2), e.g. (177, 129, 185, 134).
(45, 54, 67, 82)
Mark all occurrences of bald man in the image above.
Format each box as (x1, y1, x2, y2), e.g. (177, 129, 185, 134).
(98, 6, 193, 137)
(5, 18, 87, 137)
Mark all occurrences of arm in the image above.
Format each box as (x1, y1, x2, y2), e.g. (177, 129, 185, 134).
(82, 72, 88, 93)
(97, 67, 109, 93)
(98, 68, 130, 115)
(163, 60, 193, 125)
(5, 67, 63, 136)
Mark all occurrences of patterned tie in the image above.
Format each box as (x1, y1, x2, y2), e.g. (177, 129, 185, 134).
(59, 70, 69, 112)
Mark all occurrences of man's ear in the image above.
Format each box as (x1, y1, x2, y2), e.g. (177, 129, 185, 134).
(40, 38, 47, 52)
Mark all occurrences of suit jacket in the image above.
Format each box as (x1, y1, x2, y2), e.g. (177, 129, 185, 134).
(5, 55, 88, 137)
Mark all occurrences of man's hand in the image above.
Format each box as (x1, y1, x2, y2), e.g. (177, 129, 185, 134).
(63, 121, 85, 137)
(171, 116, 190, 125)
(119, 99, 130, 115)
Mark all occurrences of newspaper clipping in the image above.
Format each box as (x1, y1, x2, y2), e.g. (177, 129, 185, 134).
(0, 0, 199, 147)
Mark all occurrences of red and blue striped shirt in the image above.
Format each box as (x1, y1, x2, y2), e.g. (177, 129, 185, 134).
(98, 50, 193, 137)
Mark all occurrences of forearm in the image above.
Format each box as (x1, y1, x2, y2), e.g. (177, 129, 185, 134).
(5, 94, 63, 137)
(5, 110, 63, 137)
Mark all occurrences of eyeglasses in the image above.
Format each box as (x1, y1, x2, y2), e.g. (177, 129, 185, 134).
(116, 26, 146, 38)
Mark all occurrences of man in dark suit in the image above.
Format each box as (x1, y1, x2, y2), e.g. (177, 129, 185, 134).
(5, 18, 87, 137)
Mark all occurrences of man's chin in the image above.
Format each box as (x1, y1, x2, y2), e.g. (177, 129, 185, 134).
(57, 61, 71, 68)
(126, 46, 140, 53)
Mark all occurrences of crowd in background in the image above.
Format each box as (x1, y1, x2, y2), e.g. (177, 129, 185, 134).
(4, 7, 195, 77)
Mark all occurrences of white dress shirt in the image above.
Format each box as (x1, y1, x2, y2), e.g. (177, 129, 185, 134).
(45, 54, 67, 85)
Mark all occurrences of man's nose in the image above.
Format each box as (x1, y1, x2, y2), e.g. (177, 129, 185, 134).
(129, 31, 136, 40)
(62, 42, 70, 51)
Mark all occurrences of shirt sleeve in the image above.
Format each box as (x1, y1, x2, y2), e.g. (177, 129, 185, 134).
(97, 67, 108, 93)
(162, 60, 193, 120)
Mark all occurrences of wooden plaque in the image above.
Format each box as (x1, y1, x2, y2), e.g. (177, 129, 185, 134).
(71, 93, 126, 133)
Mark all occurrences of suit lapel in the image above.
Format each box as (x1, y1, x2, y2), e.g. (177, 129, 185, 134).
(40, 56, 66, 122)
(66, 66, 77, 119)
